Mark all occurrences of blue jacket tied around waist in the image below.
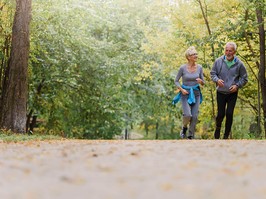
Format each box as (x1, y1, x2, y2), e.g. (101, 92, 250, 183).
(172, 84, 202, 105)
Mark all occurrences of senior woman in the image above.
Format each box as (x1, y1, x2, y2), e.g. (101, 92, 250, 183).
(173, 46, 205, 139)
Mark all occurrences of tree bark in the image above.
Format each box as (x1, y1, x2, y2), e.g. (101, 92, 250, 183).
(0, 0, 32, 133)
(255, 2, 266, 137)
(155, 121, 159, 139)
(0, 35, 12, 93)
(196, 0, 216, 120)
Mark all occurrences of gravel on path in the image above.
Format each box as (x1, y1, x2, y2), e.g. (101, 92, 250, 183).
(0, 139, 265, 199)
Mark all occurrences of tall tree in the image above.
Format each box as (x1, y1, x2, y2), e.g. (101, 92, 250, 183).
(0, 0, 32, 133)
(255, 0, 266, 136)
(196, 0, 216, 119)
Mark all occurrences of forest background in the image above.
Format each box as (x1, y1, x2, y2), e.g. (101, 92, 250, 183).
(0, 0, 265, 140)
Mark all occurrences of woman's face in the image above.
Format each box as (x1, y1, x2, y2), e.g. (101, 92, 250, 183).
(225, 45, 236, 61)
(187, 53, 198, 62)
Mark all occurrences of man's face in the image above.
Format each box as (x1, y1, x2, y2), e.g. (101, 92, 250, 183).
(225, 45, 236, 61)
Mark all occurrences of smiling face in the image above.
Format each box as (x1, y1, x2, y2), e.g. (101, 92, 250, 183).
(224, 44, 236, 61)
(185, 46, 198, 62)
(187, 53, 198, 62)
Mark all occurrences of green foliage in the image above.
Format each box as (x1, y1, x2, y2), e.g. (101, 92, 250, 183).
(0, 0, 14, 85)
(29, 0, 157, 139)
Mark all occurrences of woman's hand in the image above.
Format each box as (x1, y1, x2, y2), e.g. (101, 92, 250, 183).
(196, 78, 204, 85)
(180, 88, 189, 95)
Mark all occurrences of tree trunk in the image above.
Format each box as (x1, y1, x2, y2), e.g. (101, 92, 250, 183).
(243, 9, 262, 135)
(26, 78, 45, 133)
(145, 122, 149, 137)
(196, 0, 216, 120)
(29, 115, 37, 133)
(125, 128, 128, 140)
(26, 109, 33, 133)
(255, 3, 266, 137)
(0, 35, 12, 93)
(155, 121, 159, 139)
(0, 0, 32, 133)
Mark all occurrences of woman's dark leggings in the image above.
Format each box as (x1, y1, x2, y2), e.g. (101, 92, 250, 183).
(215, 91, 238, 139)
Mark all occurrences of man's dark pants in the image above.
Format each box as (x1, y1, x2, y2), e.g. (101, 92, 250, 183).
(214, 91, 238, 139)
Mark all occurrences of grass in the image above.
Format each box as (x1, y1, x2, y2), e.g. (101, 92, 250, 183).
(0, 130, 63, 143)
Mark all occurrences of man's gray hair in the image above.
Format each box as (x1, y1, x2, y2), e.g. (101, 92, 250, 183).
(225, 42, 237, 51)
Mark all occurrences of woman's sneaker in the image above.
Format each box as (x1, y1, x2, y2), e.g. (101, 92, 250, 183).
(187, 136, 193, 139)
(180, 127, 187, 139)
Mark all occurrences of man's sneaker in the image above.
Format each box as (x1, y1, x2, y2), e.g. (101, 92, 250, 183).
(214, 127, 221, 139)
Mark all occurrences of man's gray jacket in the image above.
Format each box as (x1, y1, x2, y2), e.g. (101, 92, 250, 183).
(210, 55, 248, 94)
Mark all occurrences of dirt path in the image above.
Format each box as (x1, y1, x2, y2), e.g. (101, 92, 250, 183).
(0, 139, 266, 199)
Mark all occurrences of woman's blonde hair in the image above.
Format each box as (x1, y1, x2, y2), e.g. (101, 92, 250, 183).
(185, 46, 197, 59)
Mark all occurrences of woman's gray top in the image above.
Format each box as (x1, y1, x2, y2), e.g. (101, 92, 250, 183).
(175, 64, 205, 88)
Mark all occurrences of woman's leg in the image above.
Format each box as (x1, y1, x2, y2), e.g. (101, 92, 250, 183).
(188, 95, 200, 138)
(180, 95, 191, 138)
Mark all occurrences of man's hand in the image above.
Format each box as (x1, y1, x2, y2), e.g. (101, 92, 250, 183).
(217, 79, 224, 87)
(229, 85, 238, 93)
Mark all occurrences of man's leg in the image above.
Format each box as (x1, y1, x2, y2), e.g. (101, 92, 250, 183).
(215, 92, 226, 139)
(224, 92, 238, 139)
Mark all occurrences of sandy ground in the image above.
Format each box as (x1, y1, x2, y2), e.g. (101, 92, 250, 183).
(0, 139, 266, 199)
